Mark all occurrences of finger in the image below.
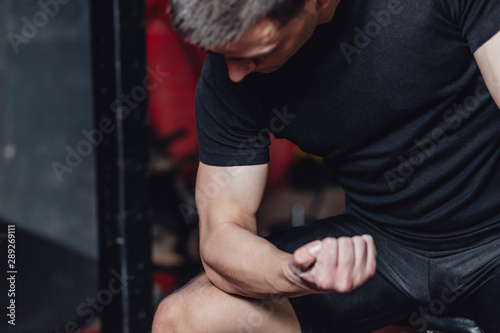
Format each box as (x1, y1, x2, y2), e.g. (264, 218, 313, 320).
(291, 240, 322, 276)
(335, 237, 355, 292)
(351, 236, 368, 288)
(313, 237, 338, 290)
(362, 234, 377, 278)
(337, 237, 355, 272)
(315, 237, 338, 272)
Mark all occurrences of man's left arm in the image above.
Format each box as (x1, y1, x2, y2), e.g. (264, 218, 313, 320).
(475, 30, 500, 108)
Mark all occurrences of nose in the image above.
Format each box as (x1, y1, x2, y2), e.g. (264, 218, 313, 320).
(225, 58, 257, 83)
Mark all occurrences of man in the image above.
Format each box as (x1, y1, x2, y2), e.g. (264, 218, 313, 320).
(153, 0, 500, 332)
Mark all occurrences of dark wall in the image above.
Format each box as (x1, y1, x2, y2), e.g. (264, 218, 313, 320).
(0, 0, 97, 260)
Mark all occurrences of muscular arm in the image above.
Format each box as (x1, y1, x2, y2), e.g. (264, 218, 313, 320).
(196, 162, 291, 298)
(196, 162, 377, 299)
(475, 30, 500, 108)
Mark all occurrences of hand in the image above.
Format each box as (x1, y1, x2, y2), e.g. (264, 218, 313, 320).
(287, 235, 377, 293)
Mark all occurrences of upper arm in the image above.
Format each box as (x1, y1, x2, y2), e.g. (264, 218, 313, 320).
(475, 30, 500, 108)
(195, 162, 269, 237)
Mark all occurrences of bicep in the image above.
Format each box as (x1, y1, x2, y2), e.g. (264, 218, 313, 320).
(195, 162, 268, 235)
(475, 30, 500, 108)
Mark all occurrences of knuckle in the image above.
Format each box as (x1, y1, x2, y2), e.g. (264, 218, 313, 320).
(352, 235, 362, 242)
(323, 237, 337, 247)
(362, 234, 374, 244)
(316, 275, 332, 291)
(336, 279, 354, 293)
(341, 237, 354, 247)
(317, 280, 329, 291)
(351, 236, 365, 248)
(338, 236, 350, 243)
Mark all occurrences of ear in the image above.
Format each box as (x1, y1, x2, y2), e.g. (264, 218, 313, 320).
(315, 0, 331, 10)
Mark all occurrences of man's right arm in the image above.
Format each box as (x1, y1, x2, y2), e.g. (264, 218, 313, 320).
(195, 162, 377, 299)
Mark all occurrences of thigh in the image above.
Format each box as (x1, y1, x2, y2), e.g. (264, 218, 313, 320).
(449, 243, 500, 333)
(153, 273, 301, 333)
(288, 272, 419, 333)
(266, 215, 420, 333)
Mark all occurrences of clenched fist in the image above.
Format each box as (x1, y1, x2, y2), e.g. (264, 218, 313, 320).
(287, 235, 377, 293)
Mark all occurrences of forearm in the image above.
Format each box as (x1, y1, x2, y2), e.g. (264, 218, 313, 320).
(200, 223, 309, 299)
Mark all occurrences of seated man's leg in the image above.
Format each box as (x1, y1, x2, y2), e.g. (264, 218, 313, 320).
(441, 236, 500, 333)
(457, 267, 500, 333)
(152, 273, 301, 333)
(153, 268, 417, 333)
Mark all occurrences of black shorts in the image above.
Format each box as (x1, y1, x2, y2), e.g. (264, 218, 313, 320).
(266, 214, 500, 333)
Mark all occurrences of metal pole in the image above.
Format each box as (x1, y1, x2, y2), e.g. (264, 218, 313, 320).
(89, 0, 152, 331)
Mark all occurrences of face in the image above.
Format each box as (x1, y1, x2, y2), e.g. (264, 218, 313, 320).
(211, 4, 320, 83)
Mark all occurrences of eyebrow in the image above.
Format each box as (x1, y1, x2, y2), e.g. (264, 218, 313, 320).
(228, 44, 279, 61)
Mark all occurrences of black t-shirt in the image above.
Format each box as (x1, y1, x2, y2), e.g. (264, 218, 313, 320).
(195, 0, 500, 243)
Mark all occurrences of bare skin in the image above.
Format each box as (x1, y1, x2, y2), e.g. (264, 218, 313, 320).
(475, 30, 500, 108)
(153, 0, 500, 332)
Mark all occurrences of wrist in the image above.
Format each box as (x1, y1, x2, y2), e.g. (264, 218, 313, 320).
(272, 250, 311, 297)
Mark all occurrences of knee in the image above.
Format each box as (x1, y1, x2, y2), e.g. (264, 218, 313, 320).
(152, 294, 188, 333)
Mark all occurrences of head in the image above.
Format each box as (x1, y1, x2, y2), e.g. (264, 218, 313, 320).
(169, 0, 339, 82)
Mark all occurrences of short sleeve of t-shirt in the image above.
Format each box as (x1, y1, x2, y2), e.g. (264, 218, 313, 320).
(195, 53, 271, 167)
(438, 0, 500, 53)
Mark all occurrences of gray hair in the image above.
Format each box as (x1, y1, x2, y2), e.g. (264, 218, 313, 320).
(168, 0, 307, 49)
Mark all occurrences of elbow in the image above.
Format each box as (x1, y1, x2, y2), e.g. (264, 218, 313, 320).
(199, 232, 216, 270)
(199, 251, 239, 295)
(199, 247, 214, 277)
(199, 235, 241, 295)
(198, 221, 235, 270)
(199, 237, 222, 283)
